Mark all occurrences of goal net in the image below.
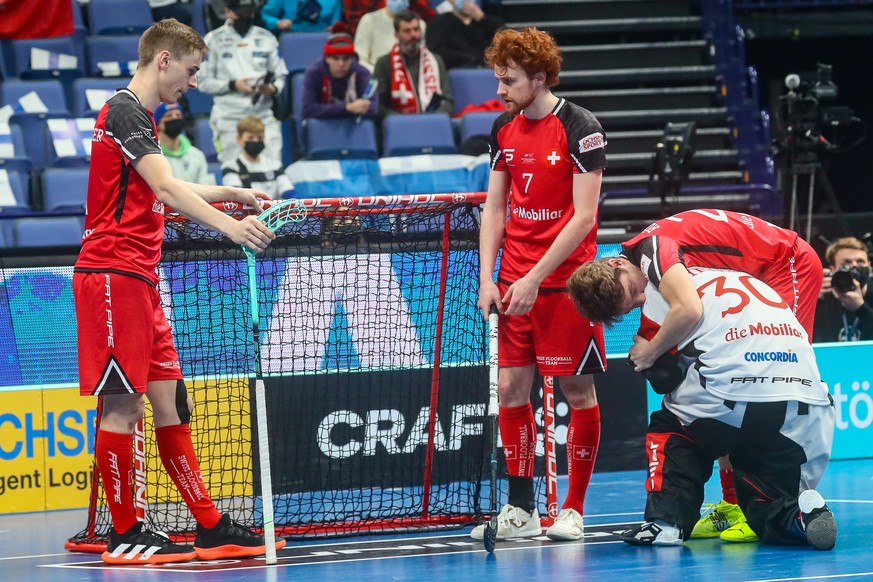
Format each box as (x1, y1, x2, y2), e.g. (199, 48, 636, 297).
(67, 193, 556, 551)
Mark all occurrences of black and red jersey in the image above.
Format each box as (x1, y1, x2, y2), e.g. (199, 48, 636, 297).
(621, 209, 800, 289)
(75, 89, 164, 285)
(489, 98, 607, 289)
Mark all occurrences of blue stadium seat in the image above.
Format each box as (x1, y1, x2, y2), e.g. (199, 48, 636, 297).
(459, 110, 502, 142)
(305, 117, 379, 160)
(280, 32, 330, 75)
(88, 0, 153, 36)
(13, 216, 82, 248)
(9, 36, 84, 78)
(448, 68, 498, 116)
(207, 162, 222, 185)
(84, 35, 140, 77)
(382, 113, 457, 157)
(0, 168, 31, 215)
(182, 87, 213, 118)
(69, 0, 88, 43)
(191, 0, 208, 36)
(9, 113, 73, 171)
(194, 119, 218, 163)
(0, 124, 32, 175)
(0, 79, 69, 112)
(43, 167, 89, 212)
(45, 117, 94, 168)
(72, 78, 119, 117)
(291, 73, 306, 152)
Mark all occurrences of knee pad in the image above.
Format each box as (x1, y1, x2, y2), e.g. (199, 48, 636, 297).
(175, 380, 191, 424)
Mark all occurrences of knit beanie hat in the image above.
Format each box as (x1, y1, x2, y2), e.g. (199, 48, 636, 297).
(153, 102, 180, 126)
(324, 33, 356, 57)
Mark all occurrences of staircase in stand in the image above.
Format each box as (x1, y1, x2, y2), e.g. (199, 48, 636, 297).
(500, 0, 777, 236)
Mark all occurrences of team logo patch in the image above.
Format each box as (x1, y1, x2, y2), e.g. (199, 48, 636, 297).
(579, 132, 605, 153)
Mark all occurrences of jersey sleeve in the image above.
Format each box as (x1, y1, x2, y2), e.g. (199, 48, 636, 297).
(106, 100, 162, 163)
(562, 107, 607, 174)
(621, 235, 683, 289)
(488, 112, 513, 171)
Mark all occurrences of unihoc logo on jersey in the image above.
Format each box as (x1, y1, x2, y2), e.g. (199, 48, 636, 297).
(579, 132, 605, 153)
(743, 350, 799, 363)
(512, 206, 563, 221)
(92, 128, 104, 143)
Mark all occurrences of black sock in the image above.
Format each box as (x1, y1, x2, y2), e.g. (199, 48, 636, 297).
(507, 476, 536, 513)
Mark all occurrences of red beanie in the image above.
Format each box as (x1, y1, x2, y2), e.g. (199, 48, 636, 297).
(324, 33, 356, 57)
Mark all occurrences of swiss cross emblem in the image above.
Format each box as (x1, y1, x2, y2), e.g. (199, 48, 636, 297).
(572, 445, 594, 461)
(540, 148, 563, 168)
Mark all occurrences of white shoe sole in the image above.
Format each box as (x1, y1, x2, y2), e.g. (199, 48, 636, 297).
(546, 524, 583, 541)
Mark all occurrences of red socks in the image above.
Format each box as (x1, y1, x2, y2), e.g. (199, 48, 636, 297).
(95, 428, 138, 534)
(562, 404, 600, 513)
(156, 424, 222, 529)
(498, 403, 537, 477)
(720, 467, 738, 504)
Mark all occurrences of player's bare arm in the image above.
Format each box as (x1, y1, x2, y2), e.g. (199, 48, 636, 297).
(478, 170, 510, 318)
(503, 170, 601, 317)
(181, 180, 269, 212)
(134, 153, 276, 251)
(629, 262, 702, 371)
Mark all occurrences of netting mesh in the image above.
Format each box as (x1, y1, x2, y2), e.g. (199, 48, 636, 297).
(67, 194, 553, 550)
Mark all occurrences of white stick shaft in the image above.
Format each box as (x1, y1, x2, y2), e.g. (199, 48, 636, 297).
(488, 312, 499, 415)
(255, 378, 278, 565)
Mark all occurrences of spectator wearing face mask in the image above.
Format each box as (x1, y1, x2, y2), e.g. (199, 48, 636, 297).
(221, 116, 295, 199)
(197, 0, 288, 164)
(354, 0, 428, 71)
(425, 0, 503, 70)
(153, 102, 212, 185)
(344, 0, 436, 36)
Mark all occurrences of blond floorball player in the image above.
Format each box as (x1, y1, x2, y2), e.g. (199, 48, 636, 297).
(74, 18, 284, 565)
(473, 27, 608, 543)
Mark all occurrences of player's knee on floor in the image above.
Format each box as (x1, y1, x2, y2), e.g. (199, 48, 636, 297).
(176, 380, 192, 424)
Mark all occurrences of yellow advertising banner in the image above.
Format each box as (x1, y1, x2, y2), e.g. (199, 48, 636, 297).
(0, 387, 97, 512)
(0, 379, 252, 514)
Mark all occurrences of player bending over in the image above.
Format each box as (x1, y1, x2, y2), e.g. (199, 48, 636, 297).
(567, 261, 837, 550)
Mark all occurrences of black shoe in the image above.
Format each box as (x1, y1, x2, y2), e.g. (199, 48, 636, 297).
(799, 490, 837, 551)
(102, 521, 196, 565)
(620, 521, 683, 546)
(194, 513, 286, 560)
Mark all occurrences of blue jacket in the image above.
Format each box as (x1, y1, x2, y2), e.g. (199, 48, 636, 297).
(261, 0, 342, 33)
(301, 57, 378, 119)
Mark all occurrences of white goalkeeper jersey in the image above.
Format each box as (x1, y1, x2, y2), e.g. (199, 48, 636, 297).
(197, 22, 288, 122)
(640, 268, 831, 421)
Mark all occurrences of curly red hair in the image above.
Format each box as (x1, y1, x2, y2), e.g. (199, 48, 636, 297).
(485, 27, 562, 87)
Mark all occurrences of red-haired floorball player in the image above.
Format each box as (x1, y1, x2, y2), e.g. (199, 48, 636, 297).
(74, 18, 283, 565)
(473, 26, 608, 542)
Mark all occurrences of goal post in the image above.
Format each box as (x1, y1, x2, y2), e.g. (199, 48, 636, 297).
(67, 192, 558, 550)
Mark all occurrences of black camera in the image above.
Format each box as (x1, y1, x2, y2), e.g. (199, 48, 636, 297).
(831, 264, 871, 294)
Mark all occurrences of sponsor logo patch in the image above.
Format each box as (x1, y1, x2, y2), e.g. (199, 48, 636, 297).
(579, 132, 605, 153)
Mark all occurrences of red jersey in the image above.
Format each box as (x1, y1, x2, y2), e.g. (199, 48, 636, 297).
(489, 98, 607, 289)
(75, 89, 164, 285)
(621, 209, 799, 289)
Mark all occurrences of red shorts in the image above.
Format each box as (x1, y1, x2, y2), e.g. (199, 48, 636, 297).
(74, 272, 182, 396)
(498, 281, 606, 376)
(764, 237, 823, 340)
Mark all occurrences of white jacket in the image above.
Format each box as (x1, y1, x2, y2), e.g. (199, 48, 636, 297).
(197, 22, 288, 122)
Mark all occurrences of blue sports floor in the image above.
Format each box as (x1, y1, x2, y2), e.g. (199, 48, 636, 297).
(3, 458, 871, 582)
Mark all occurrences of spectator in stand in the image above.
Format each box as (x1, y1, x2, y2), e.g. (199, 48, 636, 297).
(207, 0, 268, 30)
(197, 0, 288, 164)
(425, 0, 502, 70)
(260, 0, 343, 34)
(813, 237, 873, 342)
(301, 31, 378, 119)
(154, 102, 211, 184)
(372, 10, 452, 116)
(355, 0, 429, 72)
(345, 0, 435, 35)
(222, 116, 295, 198)
(148, 0, 194, 25)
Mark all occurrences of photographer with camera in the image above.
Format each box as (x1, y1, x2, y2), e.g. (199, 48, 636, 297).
(813, 237, 873, 342)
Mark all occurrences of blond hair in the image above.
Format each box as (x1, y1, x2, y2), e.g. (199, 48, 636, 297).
(138, 18, 207, 69)
(566, 258, 627, 327)
(825, 237, 868, 267)
(237, 116, 265, 136)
